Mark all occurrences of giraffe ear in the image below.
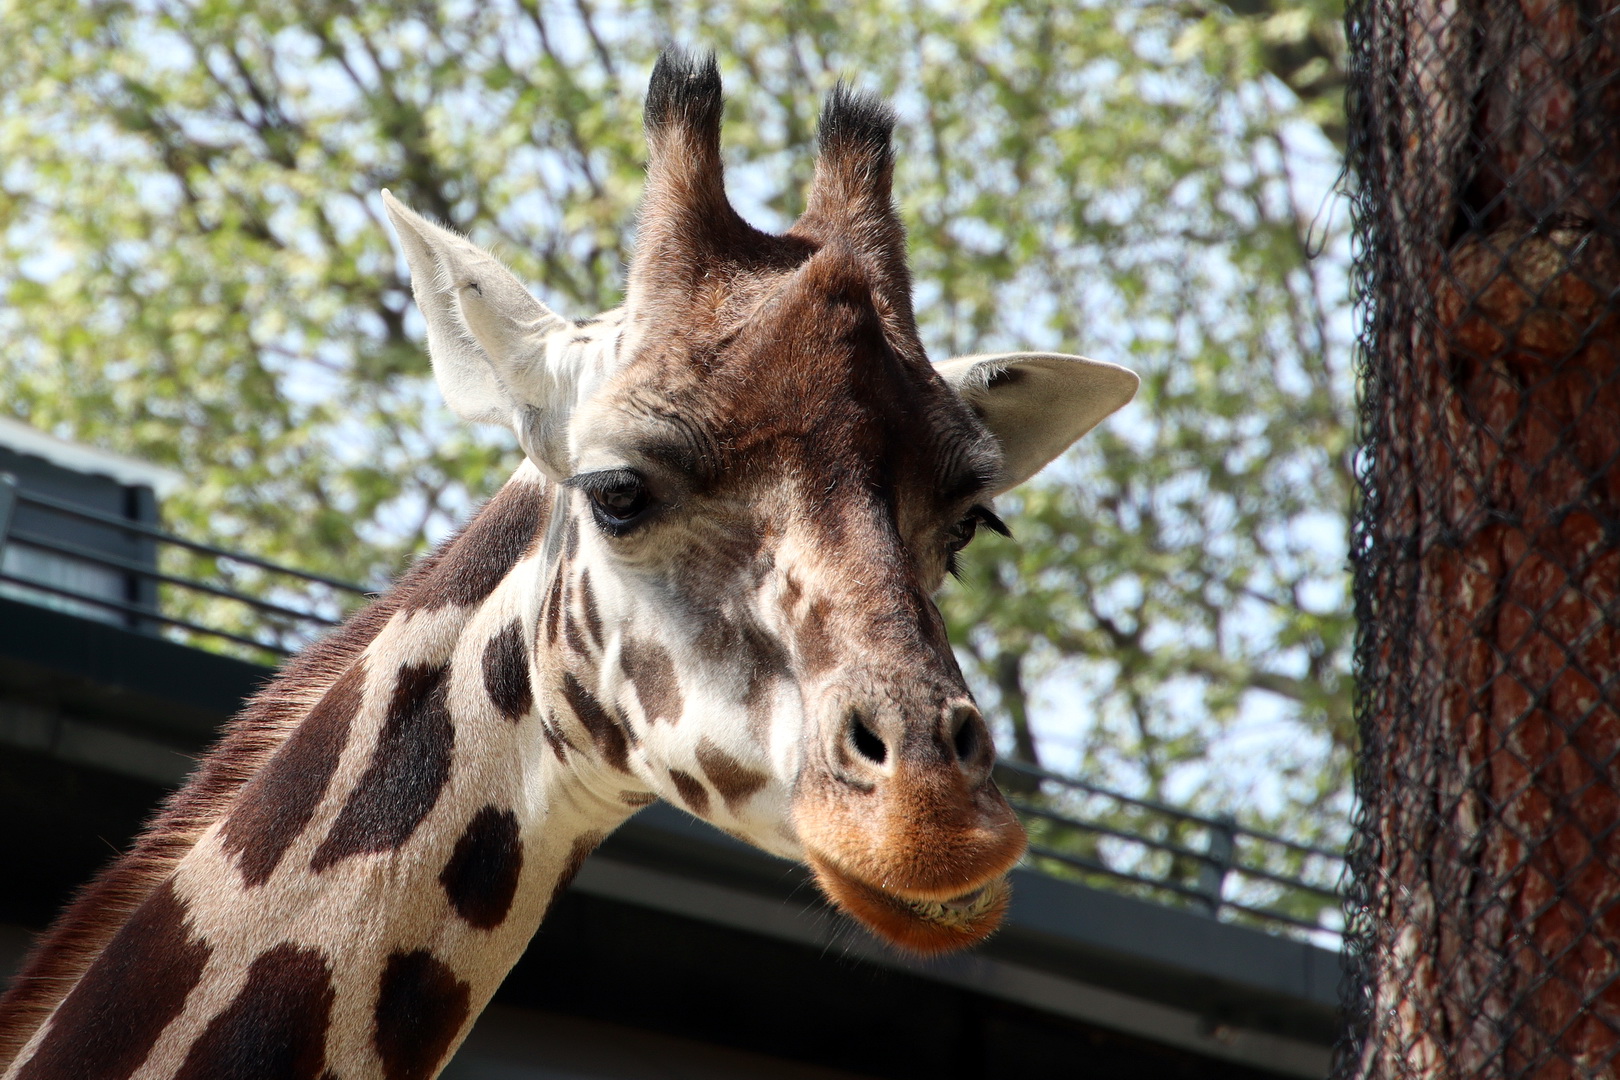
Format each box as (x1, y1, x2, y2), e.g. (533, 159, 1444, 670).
(381, 191, 577, 473)
(935, 353, 1139, 494)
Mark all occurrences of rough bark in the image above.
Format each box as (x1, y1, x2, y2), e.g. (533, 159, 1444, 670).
(1348, 0, 1620, 1076)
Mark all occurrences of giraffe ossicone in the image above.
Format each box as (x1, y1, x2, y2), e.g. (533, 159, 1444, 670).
(0, 48, 1137, 1080)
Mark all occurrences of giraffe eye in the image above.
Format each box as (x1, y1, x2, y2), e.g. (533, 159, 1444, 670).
(571, 469, 657, 536)
(944, 505, 1010, 579)
(945, 516, 979, 555)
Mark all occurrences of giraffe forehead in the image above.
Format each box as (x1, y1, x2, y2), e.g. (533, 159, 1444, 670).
(585, 250, 1000, 497)
(581, 374, 997, 518)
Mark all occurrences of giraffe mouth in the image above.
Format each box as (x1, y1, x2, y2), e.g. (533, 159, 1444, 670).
(897, 884, 1003, 928)
(804, 851, 1012, 955)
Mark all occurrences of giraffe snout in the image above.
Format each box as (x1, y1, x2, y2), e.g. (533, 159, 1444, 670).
(837, 699, 994, 790)
(789, 678, 1026, 953)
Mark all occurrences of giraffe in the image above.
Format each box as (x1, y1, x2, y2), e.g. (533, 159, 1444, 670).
(0, 50, 1138, 1080)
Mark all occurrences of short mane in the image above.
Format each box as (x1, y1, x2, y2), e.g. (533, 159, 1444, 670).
(0, 484, 539, 1066)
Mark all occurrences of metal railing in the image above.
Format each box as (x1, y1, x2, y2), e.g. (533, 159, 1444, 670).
(0, 473, 1345, 942)
(0, 474, 370, 660)
(996, 758, 1345, 941)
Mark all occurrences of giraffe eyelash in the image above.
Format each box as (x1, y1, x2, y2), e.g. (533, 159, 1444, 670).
(565, 468, 642, 497)
(973, 506, 1012, 538)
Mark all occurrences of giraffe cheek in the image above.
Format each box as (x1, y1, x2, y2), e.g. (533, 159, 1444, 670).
(618, 636, 683, 725)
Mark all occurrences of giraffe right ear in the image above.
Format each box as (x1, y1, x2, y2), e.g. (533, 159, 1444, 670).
(936, 352, 1139, 494)
(381, 191, 577, 474)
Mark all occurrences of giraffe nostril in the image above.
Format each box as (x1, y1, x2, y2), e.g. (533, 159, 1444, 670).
(949, 705, 984, 764)
(849, 711, 887, 766)
(953, 717, 978, 763)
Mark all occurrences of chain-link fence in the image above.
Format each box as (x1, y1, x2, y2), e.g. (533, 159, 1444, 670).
(1339, 0, 1620, 1076)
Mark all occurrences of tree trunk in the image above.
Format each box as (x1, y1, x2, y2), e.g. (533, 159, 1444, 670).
(1345, 0, 1620, 1077)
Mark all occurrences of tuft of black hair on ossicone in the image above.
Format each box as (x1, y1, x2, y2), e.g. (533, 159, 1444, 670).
(817, 81, 896, 161)
(644, 46, 723, 135)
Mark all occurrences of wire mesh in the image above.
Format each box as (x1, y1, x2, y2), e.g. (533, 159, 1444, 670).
(1340, 0, 1620, 1076)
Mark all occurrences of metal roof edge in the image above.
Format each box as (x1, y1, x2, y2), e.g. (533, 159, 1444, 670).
(0, 596, 270, 734)
(0, 416, 184, 495)
(605, 803, 1343, 1043)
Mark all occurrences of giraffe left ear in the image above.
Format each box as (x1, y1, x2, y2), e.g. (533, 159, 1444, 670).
(935, 353, 1139, 494)
(381, 191, 578, 476)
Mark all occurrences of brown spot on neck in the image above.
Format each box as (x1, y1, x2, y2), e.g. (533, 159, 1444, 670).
(439, 806, 524, 930)
(174, 943, 335, 1080)
(310, 662, 454, 871)
(403, 480, 549, 612)
(481, 619, 532, 723)
(373, 951, 471, 1080)
(222, 661, 368, 887)
(15, 880, 209, 1080)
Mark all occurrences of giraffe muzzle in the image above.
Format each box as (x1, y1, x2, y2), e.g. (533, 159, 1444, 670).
(792, 702, 1027, 953)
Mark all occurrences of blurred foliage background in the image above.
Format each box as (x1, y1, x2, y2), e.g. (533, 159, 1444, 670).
(0, 0, 1351, 911)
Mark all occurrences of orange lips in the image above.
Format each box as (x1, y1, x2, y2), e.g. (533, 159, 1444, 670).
(805, 849, 1013, 955)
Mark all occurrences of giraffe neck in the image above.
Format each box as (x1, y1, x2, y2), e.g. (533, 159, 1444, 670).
(2, 462, 643, 1080)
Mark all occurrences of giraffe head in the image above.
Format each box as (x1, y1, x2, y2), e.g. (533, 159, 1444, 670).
(382, 51, 1136, 954)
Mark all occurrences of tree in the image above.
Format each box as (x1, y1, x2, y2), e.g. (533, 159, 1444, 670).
(1345, 0, 1620, 1071)
(0, 0, 1353, 892)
